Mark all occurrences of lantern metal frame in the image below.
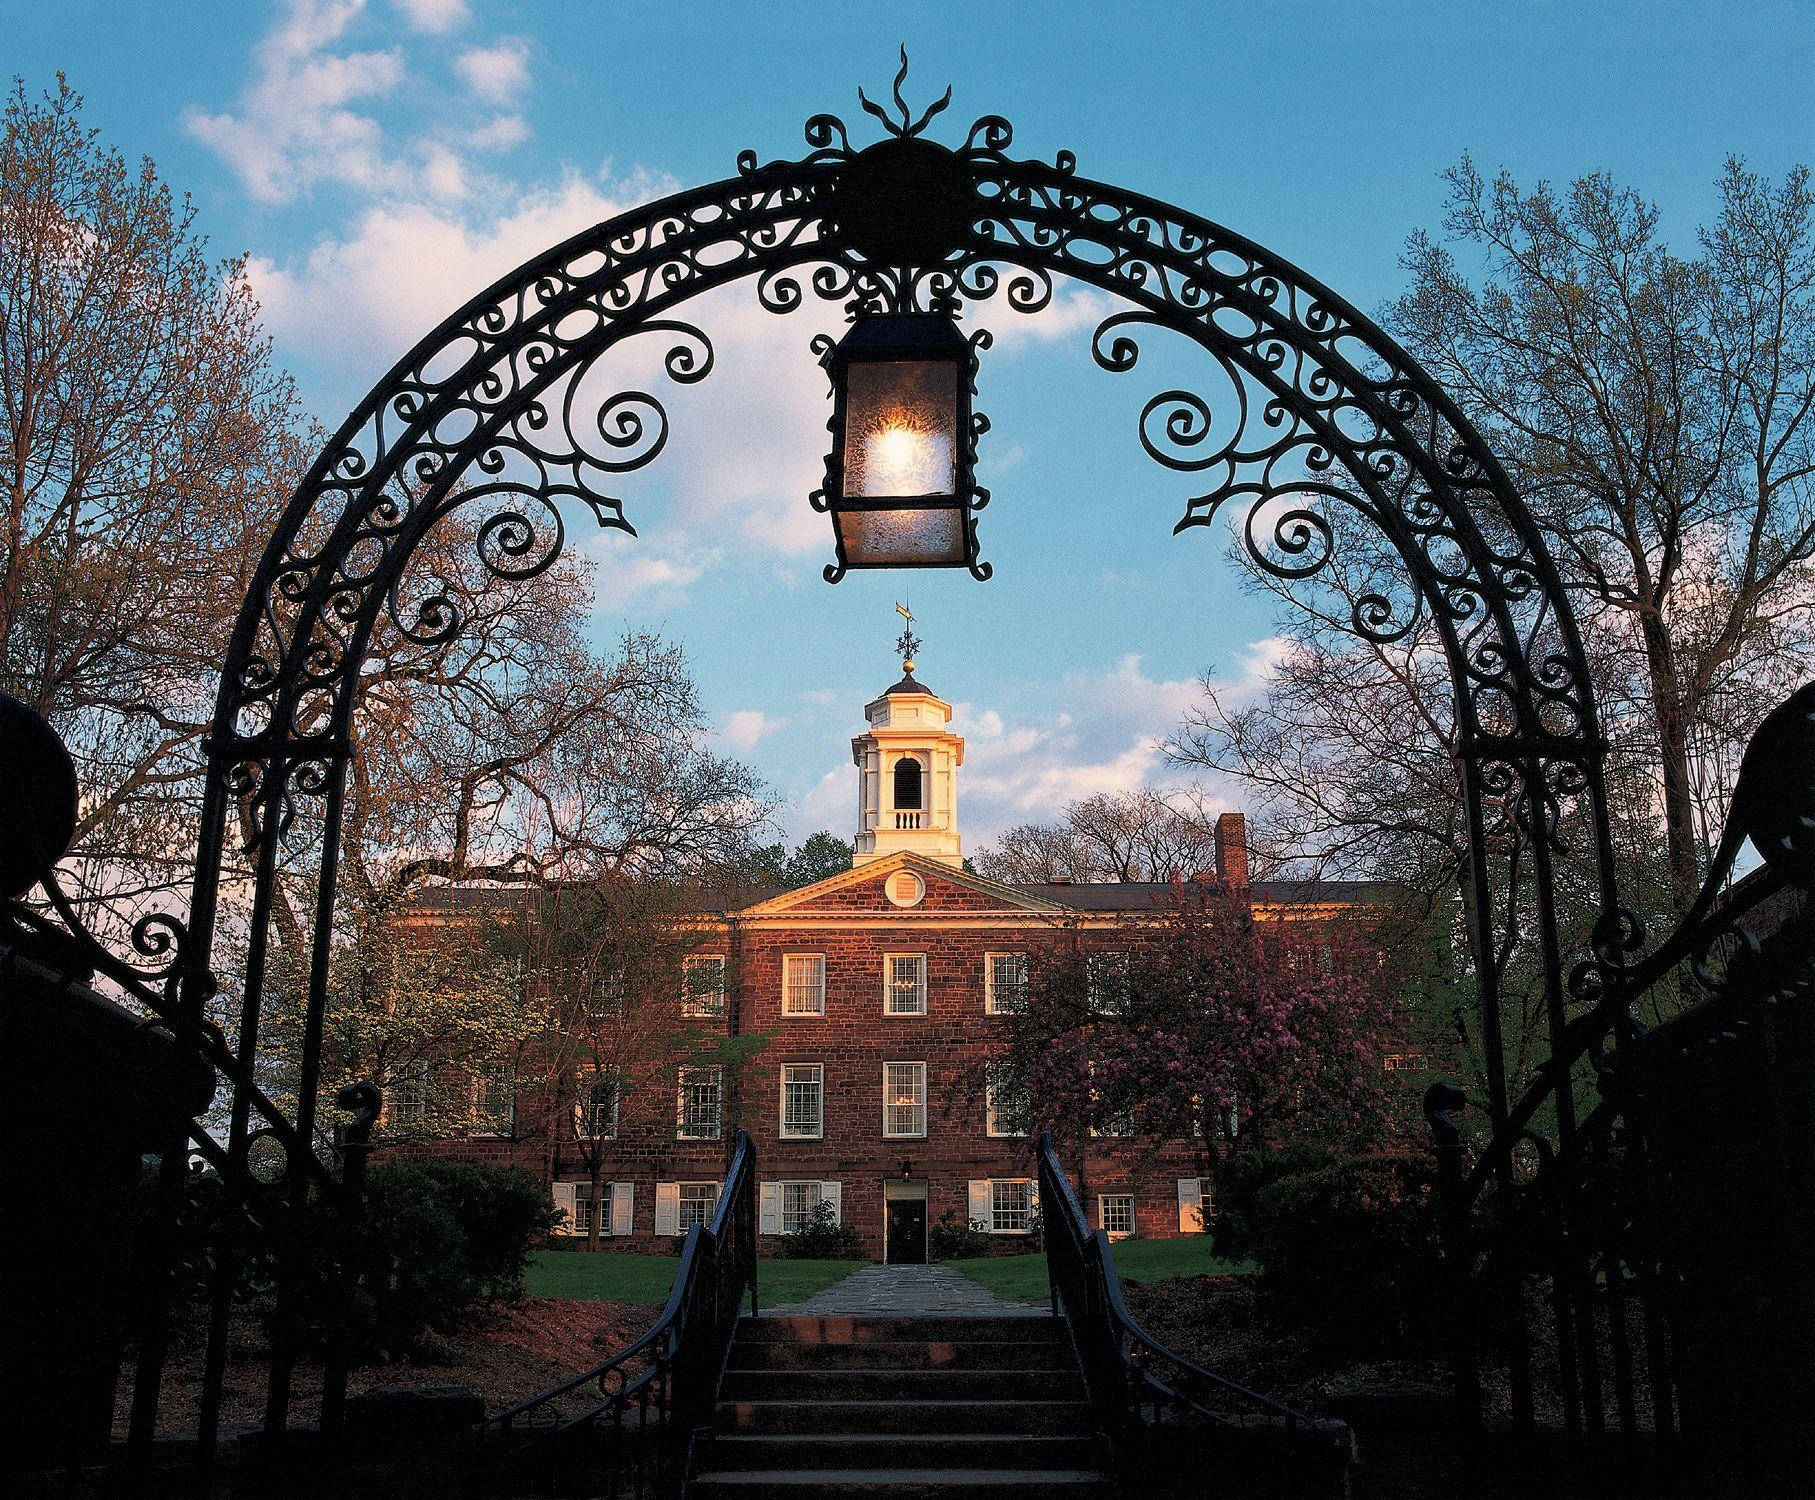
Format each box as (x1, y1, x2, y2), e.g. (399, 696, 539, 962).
(812, 309, 992, 581)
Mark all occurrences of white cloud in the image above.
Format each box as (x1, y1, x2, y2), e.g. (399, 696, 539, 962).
(455, 40, 530, 106)
(248, 166, 679, 365)
(185, 0, 406, 204)
(586, 529, 719, 613)
(466, 113, 529, 152)
(393, 0, 467, 32)
(721, 709, 787, 753)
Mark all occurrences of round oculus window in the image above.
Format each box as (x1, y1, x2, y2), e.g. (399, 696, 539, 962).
(886, 870, 925, 908)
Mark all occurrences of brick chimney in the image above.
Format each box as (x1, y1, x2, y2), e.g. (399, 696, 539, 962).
(1214, 812, 1249, 887)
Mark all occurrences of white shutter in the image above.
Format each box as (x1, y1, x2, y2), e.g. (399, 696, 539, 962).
(1177, 1178, 1204, 1234)
(1027, 1179, 1040, 1225)
(968, 1179, 991, 1230)
(610, 1181, 634, 1238)
(759, 1181, 781, 1235)
(552, 1181, 578, 1235)
(655, 1181, 680, 1236)
(819, 1180, 842, 1226)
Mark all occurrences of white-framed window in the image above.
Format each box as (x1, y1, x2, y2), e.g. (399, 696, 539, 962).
(781, 1180, 825, 1235)
(470, 1068, 515, 1135)
(759, 1179, 842, 1236)
(986, 1068, 1030, 1138)
(884, 953, 927, 1015)
(388, 1061, 430, 1127)
(1177, 1177, 1214, 1233)
(985, 951, 1028, 1014)
(782, 954, 826, 1016)
(1087, 951, 1131, 1015)
(780, 1063, 824, 1139)
(554, 1181, 632, 1238)
(677, 1181, 719, 1233)
(676, 1065, 723, 1140)
(578, 1071, 619, 1139)
(1099, 1193, 1136, 1239)
(682, 954, 727, 1019)
(882, 1061, 927, 1138)
(990, 1178, 1033, 1234)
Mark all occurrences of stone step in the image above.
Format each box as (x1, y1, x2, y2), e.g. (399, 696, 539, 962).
(730, 1337, 1070, 1372)
(738, 1315, 1061, 1345)
(690, 1466, 1109, 1498)
(716, 1399, 1094, 1437)
(696, 1432, 1101, 1473)
(721, 1368, 1081, 1403)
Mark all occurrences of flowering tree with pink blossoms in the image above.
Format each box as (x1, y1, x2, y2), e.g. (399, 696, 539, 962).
(996, 883, 1401, 1166)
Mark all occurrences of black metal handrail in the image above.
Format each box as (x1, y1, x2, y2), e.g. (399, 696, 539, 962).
(487, 1127, 757, 1496)
(1036, 1129, 1321, 1488)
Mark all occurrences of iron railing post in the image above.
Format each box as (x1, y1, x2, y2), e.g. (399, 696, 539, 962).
(1425, 1081, 1483, 1433)
(319, 1081, 379, 1436)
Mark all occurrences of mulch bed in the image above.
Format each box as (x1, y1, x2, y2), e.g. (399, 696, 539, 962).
(114, 1297, 653, 1441)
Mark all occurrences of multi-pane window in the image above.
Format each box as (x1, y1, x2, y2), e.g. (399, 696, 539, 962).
(985, 952, 1028, 1014)
(1100, 1194, 1136, 1239)
(986, 1069, 1030, 1138)
(677, 1181, 718, 1233)
(885, 954, 927, 1015)
(780, 1063, 824, 1139)
(573, 1182, 623, 1236)
(389, 1061, 429, 1127)
(682, 955, 727, 1019)
(991, 1178, 1033, 1234)
(1087, 951, 1131, 1015)
(676, 1065, 723, 1140)
(579, 1072, 619, 1138)
(782, 954, 826, 1016)
(882, 1061, 927, 1138)
(470, 1068, 514, 1135)
(781, 1180, 825, 1235)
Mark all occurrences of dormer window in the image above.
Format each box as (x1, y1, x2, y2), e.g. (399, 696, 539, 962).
(893, 756, 923, 810)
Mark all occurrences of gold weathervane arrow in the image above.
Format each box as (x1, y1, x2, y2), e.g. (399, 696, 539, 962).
(895, 603, 921, 676)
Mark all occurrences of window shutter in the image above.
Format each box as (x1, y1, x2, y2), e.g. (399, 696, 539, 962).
(610, 1181, 634, 1238)
(1027, 1179, 1040, 1222)
(655, 1181, 680, 1237)
(759, 1181, 781, 1235)
(819, 1180, 842, 1226)
(1177, 1178, 1203, 1233)
(967, 1179, 990, 1230)
(552, 1181, 578, 1235)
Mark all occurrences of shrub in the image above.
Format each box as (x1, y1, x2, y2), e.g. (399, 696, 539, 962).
(289, 1159, 558, 1361)
(1209, 1144, 1332, 1262)
(928, 1208, 992, 1261)
(1245, 1152, 1442, 1353)
(777, 1200, 864, 1259)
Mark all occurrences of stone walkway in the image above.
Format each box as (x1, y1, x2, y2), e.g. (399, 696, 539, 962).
(764, 1264, 1047, 1317)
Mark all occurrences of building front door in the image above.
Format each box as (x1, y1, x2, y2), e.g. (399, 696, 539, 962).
(885, 1196, 927, 1264)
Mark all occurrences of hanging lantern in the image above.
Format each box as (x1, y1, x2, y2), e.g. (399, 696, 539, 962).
(815, 312, 988, 580)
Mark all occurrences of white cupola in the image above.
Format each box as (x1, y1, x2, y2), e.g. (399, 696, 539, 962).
(851, 619, 964, 867)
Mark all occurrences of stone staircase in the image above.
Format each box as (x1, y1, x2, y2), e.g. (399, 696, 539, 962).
(691, 1313, 1112, 1497)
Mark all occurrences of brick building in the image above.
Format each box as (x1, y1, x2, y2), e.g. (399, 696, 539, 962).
(402, 662, 1392, 1262)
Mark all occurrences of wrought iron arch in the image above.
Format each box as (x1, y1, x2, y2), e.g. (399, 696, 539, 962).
(129, 82, 1672, 1452)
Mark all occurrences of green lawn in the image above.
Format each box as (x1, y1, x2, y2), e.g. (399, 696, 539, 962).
(948, 1237, 1254, 1302)
(527, 1250, 866, 1306)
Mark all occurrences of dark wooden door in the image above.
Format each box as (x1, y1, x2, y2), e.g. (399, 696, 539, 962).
(886, 1198, 927, 1264)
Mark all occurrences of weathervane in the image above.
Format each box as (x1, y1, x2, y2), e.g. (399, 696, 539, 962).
(895, 602, 921, 676)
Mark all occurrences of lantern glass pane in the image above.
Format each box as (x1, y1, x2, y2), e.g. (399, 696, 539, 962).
(844, 360, 959, 498)
(837, 506, 966, 567)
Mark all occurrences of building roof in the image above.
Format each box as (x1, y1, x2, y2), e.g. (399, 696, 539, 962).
(1013, 878, 1405, 910)
(881, 673, 934, 697)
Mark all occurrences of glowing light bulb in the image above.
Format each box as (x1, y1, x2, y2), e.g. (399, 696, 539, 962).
(860, 417, 951, 496)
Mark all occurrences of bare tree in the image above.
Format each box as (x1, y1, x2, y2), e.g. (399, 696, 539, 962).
(1389, 157, 1815, 909)
(0, 78, 302, 919)
(973, 788, 1222, 884)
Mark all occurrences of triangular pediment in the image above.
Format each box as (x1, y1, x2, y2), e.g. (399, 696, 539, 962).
(733, 852, 1067, 917)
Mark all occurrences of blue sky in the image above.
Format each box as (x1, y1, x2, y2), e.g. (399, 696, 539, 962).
(10, 0, 1811, 847)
